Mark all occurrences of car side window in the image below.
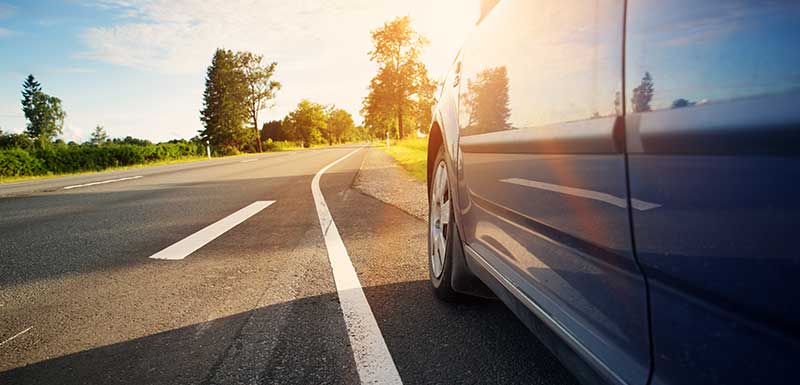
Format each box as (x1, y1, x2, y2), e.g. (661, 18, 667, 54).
(458, 0, 624, 136)
(627, 0, 800, 113)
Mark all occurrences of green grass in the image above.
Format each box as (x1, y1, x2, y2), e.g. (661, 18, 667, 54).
(381, 137, 428, 182)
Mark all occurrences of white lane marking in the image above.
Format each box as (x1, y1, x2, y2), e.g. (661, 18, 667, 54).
(0, 326, 32, 347)
(501, 177, 661, 211)
(240, 158, 260, 163)
(312, 148, 403, 385)
(63, 175, 143, 190)
(149, 200, 275, 260)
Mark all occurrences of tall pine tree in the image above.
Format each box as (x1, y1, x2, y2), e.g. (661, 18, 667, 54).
(199, 49, 250, 153)
(21, 74, 65, 147)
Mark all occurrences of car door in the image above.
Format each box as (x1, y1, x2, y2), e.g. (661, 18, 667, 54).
(625, 1, 800, 384)
(455, 1, 650, 384)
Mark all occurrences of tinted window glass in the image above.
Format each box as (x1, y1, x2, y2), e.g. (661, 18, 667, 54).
(627, 0, 800, 113)
(459, 0, 623, 135)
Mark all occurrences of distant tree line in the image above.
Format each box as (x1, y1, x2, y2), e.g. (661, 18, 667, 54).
(200, 48, 366, 151)
(260, 100, 367, 147)
(0, 75, 206, 177)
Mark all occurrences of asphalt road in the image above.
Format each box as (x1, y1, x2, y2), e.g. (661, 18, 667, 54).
(0, 145, 578, 385)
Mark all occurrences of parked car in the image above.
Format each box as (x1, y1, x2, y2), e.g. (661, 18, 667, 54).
(427, 1, 800, 384)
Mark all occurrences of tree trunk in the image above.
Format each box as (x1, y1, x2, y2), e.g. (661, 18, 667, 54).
(253, 114, 263, 153)
(397, 106, 404, 139)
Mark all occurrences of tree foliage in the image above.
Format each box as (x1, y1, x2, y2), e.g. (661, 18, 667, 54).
(326, 108, 355, 145)
(200, 49, 252, 153)
(21, 74, 65, 147)
(282, 100, 327, 147)
(362, 16, 435, 139)
(89, 125, 109, 145)
(463, 66, 512, 134)
(240, 52, 281, 152)
(631, 72, 655, 113)
(199, 49, 281, 154)
(261, 120, 287, 142)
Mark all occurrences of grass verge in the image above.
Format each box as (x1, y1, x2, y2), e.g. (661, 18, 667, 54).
(380, 137, 428, 182)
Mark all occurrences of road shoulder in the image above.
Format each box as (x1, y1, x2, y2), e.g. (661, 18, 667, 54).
(353, 148, 427, 221)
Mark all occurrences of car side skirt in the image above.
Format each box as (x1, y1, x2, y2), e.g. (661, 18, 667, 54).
(463, 244, 625, 385)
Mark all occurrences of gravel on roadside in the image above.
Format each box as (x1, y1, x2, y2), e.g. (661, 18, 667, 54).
(353, 148, 427, 221)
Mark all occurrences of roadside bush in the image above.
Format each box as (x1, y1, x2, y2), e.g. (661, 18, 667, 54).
(262, 139, 302, 152)
(0, 148, 46, 176)
(0, 142, 206, 177)
(0, 133, 34, 150)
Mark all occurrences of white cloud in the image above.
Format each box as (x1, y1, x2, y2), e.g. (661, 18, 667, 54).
(61, 122, 88, 143)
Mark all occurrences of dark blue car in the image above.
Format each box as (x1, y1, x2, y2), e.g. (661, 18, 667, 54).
(426, 1, 800, 384)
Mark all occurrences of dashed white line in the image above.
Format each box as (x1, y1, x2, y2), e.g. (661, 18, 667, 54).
(501, 177, 661, 211)
(63, 175, 143, 190)
(240, 158, 261, 163)
(311, 147, 403, 385)
(0, 326, 32, 347)
(149, 200, 275, 260)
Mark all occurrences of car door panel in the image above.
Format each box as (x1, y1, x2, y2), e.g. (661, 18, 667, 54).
(456, 1, 650, 384)
(626, 1, 800, 383)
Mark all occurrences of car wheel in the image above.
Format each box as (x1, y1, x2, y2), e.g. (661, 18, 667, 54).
(429, 146, 464, 301)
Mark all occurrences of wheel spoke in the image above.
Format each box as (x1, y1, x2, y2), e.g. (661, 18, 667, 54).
(437, 168, 447, 203)
(429, 160, 449, 279)
(438, 236, 447, 265)
(432, 233, 442, 271)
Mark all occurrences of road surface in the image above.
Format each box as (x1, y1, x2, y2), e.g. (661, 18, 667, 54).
(0, 146, 578, 385)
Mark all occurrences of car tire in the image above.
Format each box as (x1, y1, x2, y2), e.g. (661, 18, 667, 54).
(428, 146, 466, 301)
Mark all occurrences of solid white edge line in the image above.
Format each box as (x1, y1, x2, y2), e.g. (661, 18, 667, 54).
(63, 175, 143, 190)
(311, 147, 403, 385)
(0, 326, 33, 347)
(149, 200, 275, 260)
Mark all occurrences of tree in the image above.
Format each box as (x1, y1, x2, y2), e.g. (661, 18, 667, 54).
(113, 136, 153, 146)
(463, 66, 511, 134)
(89, 125, 109, 145)
(261, 120, 287, 142)
(326, 108, 355, 144)
(631, 72, 655, 113)
(240, 52, 281, 152)
(283, 100, 327, 147)
(199, 49, 250, 153)
(414, 77, 438, 134)
(363, 16, 434, 139)
(21, 74, 65, 147)
(671, 98, 695, 109)
(0, 129, 34, 150)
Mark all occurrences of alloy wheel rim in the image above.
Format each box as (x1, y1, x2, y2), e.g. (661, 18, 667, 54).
(430, 161, 450, 279)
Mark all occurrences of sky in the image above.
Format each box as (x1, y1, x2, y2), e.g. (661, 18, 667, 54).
(0, 0, 478, 142)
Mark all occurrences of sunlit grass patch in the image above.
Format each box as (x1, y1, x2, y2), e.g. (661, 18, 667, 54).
(381, 137, 428, 182)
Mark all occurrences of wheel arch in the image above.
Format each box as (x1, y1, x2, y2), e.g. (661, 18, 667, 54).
(427, 116, 494, 299)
